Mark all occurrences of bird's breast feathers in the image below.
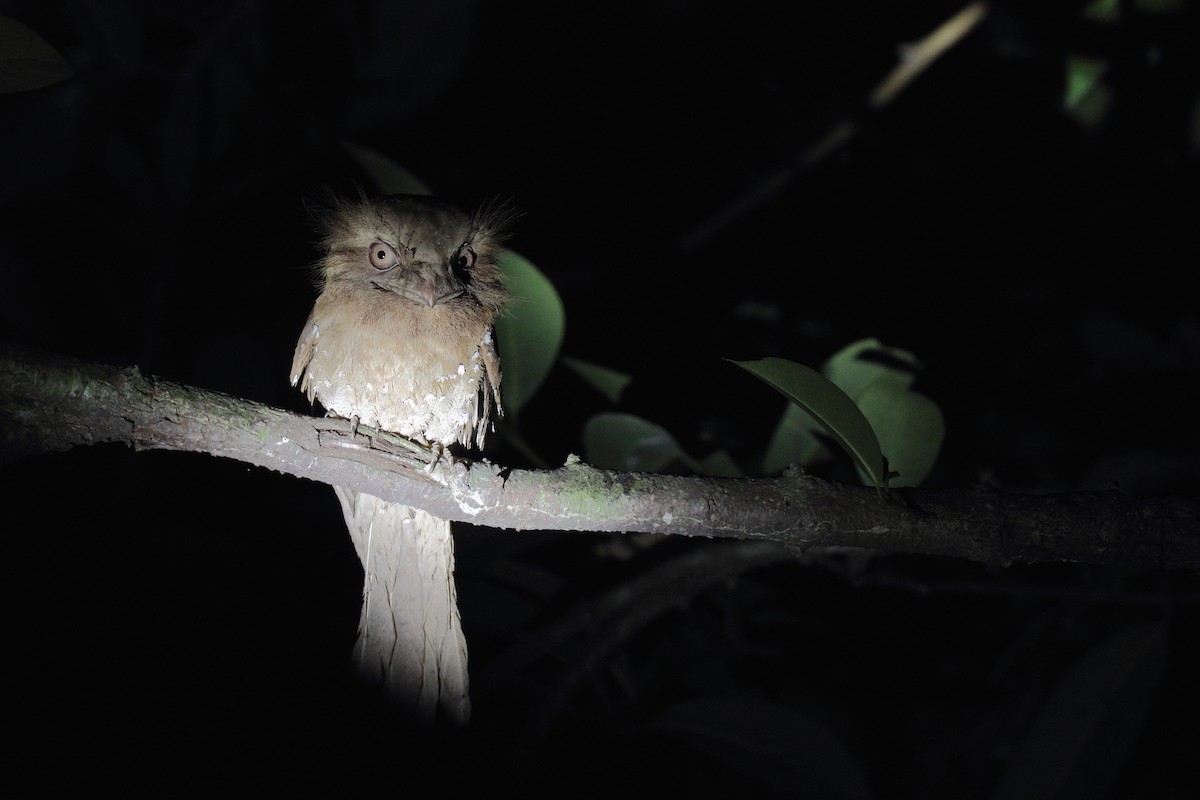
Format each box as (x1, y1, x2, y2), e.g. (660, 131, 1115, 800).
(292, 300, 498, 447)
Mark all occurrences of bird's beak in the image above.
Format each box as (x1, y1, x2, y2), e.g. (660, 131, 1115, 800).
(372, 263, 465, 308)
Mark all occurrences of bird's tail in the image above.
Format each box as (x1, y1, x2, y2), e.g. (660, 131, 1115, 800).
(334, 488, 471, 725)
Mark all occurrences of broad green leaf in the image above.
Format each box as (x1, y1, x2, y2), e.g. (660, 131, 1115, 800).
(495, 249, 563, 416)
(732, 357, 888, 490)
(341, 140, 432, 196)
(583, 413, 736, 476)
(822, 337, 920, 399)
(1064, 56, 1107, 110)
(1064, 55, 1112, 129)
(562, 356, 631, 404)
(0, 15, 71, 93)
(760, 341, 944, 486)
(583, 413, 693, 472)
(856, 382, 944, 487)
(697, 449, 743, 478)
(764, 338, 918, 476)
(762, 401, 832, 475)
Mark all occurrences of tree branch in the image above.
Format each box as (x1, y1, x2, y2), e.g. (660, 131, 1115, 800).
(2, 342, 1197, 568)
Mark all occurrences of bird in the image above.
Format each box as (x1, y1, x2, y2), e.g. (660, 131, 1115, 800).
(290, 192, 512, 725)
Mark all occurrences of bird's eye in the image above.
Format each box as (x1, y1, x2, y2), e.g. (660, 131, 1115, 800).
(451, 246, 476, 278)
(368, 241, 398, 271)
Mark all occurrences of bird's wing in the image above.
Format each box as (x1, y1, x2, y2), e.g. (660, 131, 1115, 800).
(290, 313, 319, 396)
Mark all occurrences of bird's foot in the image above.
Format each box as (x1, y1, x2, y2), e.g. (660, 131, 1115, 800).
(427, 442, 446, 474)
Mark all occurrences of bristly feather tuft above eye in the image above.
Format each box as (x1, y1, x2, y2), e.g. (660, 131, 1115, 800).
(303, 187, 377, 252)
(471, 197, 523, 244)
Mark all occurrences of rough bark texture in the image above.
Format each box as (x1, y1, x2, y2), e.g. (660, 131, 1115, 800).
(2, 343, 1197, 569)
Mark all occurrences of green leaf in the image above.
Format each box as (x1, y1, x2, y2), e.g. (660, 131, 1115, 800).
(822, 337, 919, 398)
(855, 382, 944, 487)
(562, 356, 631, 404)
(759, 341, 944, 486)
(583, 413, 693, 472)
(495, 249, 564, 416)
(583, 413, 737, 476)
(0, 15, 71, 93)
(1064, 55, 1112, 130)
(732, 357, 889, 490)
(824, 339, 941, 486)
(1065, 55, 1107, 110)
(697, 449, 743, 478)
(762, 401, 832, 475)
(341, 140, 433, 196)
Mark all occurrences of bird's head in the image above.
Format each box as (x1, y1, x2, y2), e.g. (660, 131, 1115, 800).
(313, 193, 512, 315)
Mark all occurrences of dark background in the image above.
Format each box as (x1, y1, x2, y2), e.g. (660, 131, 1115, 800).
(1, 1, 1198, 796)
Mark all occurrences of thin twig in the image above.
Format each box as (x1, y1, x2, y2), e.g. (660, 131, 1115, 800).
(678, 2, 990, 252)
